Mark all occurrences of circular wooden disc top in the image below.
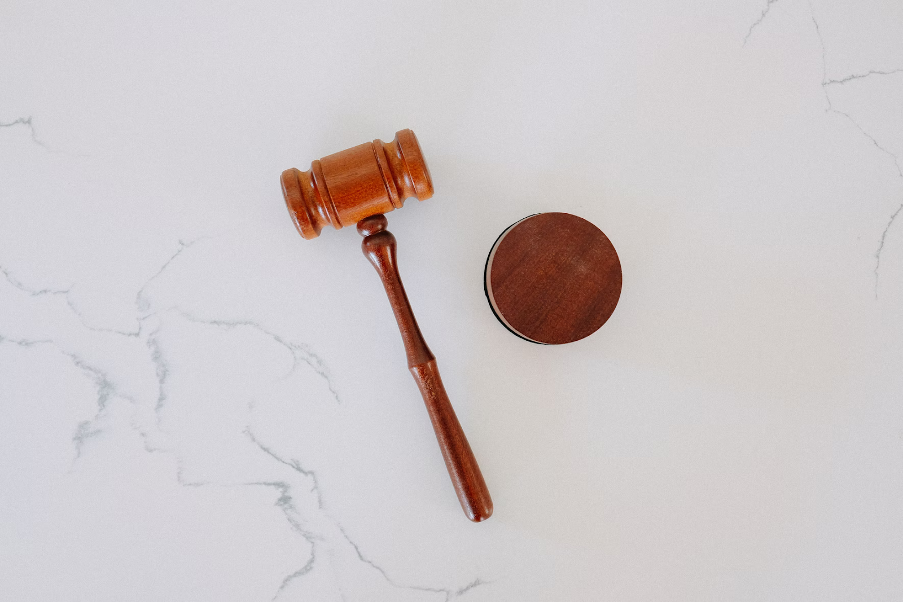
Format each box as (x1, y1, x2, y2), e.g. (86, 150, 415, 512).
(485, 213, 622, 345)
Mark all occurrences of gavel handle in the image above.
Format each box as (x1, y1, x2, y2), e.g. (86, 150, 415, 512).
(358, 214, 493, 522)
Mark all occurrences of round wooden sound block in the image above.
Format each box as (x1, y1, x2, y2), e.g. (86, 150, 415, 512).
(484, 213, 622, 345)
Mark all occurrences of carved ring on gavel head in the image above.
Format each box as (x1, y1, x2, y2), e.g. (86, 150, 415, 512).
(280, 129, 434, 239)
(280, 130, 493, 522)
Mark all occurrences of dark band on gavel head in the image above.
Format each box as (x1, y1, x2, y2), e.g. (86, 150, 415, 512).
(280, 129, 434, 239)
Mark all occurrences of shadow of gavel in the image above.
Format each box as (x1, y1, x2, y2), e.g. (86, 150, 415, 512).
(281, 130, 493, 522)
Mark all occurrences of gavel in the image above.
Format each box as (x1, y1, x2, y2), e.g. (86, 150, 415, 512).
(280, 129, 493, 522)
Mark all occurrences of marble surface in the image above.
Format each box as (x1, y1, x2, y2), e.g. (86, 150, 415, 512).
(1, 1, 901, 600)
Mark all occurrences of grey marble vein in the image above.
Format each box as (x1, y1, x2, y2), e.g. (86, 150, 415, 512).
(743, 0, 780, 46)
(337, 524, 487, 601)
(0, 116, 50, 150)
(173, 457, 209, 488)
(455, 578, 489, 598)
(246, 426, 489, 599)
(272, 553, 315, 601)
(72, 420, 104, 459)
(253, 481, 297, 513)
(0, 238, 208, 460)
(0, 335, 53, 348)
(136, 237, 207, 315)
(825, 106, 902, 176)
(806, 2, 902, 295)
(65, 351, 117, 414)
(0, 335, 118, 460)
(825, 69, 903, 86)
(246, 427, 324, 509)
(874, 204, 903, 297)
(145, 327, 169, 413)
(1, 261, 142, 338)
(337, 524, 447, 599)
(69, 298, 147, 338)
(60, 349, 128, 462)
(164, 451, 321, 599)
(0, 240, 486, 599)
(0, 265, 70, 297)
(248, 481, 321, 599)
(178, 311, 341, 404)
(244, 429, 326, 597)
(810, 6, 902, 177)
(0, 239, 203, 442)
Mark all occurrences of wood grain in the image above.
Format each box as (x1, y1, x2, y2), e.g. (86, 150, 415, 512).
(280, 132, 491, 521)
(485, 212, 622, 345)
(358, 214, 493, 522)
(281, 129, 433, 239)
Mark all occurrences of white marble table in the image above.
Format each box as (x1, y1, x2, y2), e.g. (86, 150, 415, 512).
(1, 1, 900, 600)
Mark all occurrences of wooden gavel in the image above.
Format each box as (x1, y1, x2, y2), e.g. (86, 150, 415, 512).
(280, 129, 493, 522)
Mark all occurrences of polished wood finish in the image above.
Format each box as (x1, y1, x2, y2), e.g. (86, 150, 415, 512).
(485, 212, 622, 345)
(358, 214, 493, 522)
(280, 133, 491, 522)
(281, 129, 433, 239)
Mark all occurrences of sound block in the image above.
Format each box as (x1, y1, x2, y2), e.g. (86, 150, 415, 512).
(484, 213, 622, 345)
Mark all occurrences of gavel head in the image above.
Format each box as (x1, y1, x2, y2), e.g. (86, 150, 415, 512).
(281, 129, 434, 239)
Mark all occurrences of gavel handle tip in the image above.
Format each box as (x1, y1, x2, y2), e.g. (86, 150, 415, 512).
(411, 360, 493, 522)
